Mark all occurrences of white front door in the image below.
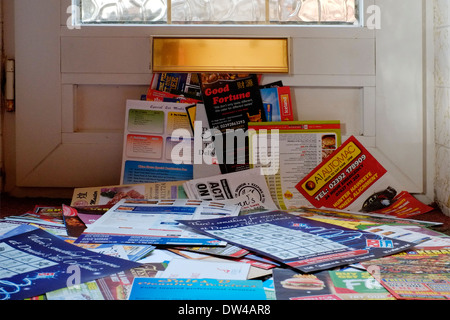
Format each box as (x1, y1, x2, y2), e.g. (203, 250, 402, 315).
(11, 0, 434, 202)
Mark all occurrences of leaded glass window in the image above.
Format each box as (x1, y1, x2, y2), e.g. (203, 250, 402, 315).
(77, 0, 360, 25)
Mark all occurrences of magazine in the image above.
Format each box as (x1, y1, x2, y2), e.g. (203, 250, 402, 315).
(75, 199, 241, 246)
(178, 211, 416, 273)
(249, 121, 342, 210)
(120, 100, 195, 184)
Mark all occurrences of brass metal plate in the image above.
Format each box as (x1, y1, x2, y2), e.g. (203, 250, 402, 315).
(151, 37, 290, 74)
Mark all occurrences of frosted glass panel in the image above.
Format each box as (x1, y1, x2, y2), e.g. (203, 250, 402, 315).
(171, 0, 265, 23)
(271, 0, 357, 23)
(79, 0, 358, 25)
(80, 0, 168, 23)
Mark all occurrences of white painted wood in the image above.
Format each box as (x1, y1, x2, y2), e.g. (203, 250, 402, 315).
(11, 0, 433, 204)
(374, 0, 426, 194)
(61, 37, 151, 74)
(15, 0, 62, 186)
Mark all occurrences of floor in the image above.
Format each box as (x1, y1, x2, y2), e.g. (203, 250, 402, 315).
(2, 192, 450, 236)
(0, 193, 72, 218)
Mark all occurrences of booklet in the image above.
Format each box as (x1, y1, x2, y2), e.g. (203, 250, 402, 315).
(75, 199, 241, 246)
(249, 120, 342, 210)
(296, 135, 403, 212)
(128, 278, 267, 300)
(178, 211, 416, 273)
(0, 228, 141, 300)
(120, 100, 195, 184)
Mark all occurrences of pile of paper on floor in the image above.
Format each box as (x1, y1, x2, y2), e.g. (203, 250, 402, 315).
(1, 73, 449, 301)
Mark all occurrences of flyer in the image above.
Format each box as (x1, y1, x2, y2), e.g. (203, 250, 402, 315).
(158, 258, 251, 280)
(327, 270, 394, 300)
(46, 263, 166, 300)
(150, 73, 202, 100)
(199, 73, 266, 173)
(249, 121, 342, 210)
(182, 167, 278, 211)
(273, 268, 339, 300)
(296, 135, 402, 212)
(71, 181, 187, 207)
(128, 278, 267, 300)
(368, 190, 434, 218)
(120, 100, 195, 184)
(361, 249, 450, 300)
(146, 89, 201, 104)
(0, 228, 141, 300)
(75, 199, 241, 246)
(273, 268, 394, 300)
(188, 103, 222, 179)
(178, 211, 416, 273)
(260, 86, 294, 122)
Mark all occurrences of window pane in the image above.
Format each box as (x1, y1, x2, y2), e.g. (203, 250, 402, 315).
(270, 0, 357, 24)
(80, 0, 168, 23)
(78, 0, 358, 25)
(171, 0, 266, 24)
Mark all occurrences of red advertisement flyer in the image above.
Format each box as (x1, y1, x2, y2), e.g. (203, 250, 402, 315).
(295, 136, 401, 212)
